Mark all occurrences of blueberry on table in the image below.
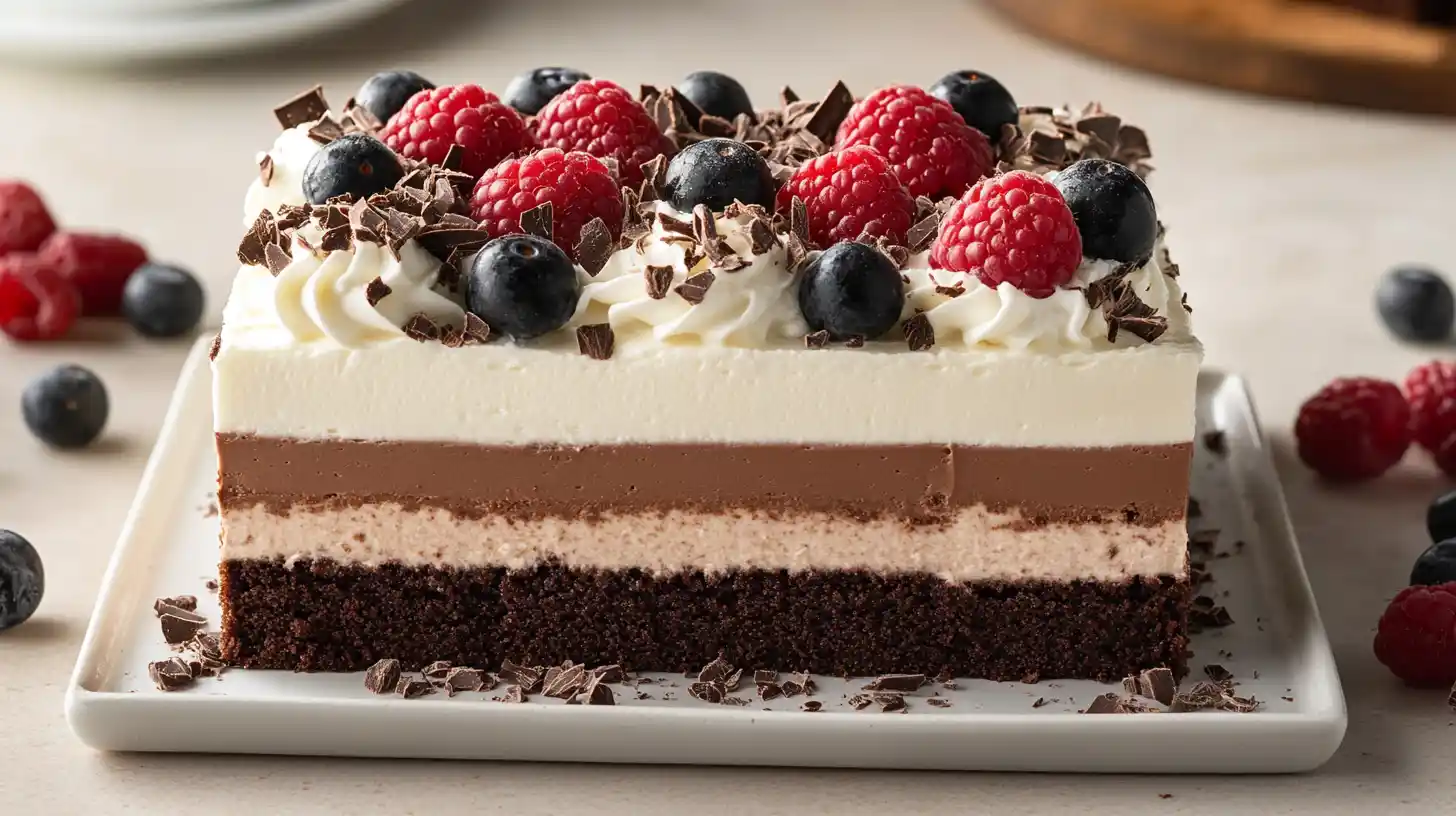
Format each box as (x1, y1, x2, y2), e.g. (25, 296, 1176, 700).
(928, 70, 1018, 141)
(678, 71, 755, 122)
(1426, 489, 1456, 543)
(122, 263, 204, 338)
(662, 138, 775, 213)
(1376, 266, 1454, 343)
(356, 70, 435, 124)
(22, 364, 108, 449)
(466, 235, 581, 340)
(301, 133, 404, 205)
(0, 530, 44, 631)
(1411, 540, 1456, 586)
(798, 241, 905, 341)
(1052, 158, 1158, 266)
(503, 67, 590, 116)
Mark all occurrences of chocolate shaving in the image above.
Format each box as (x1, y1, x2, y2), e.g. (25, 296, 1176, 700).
(1084, 275, 1168, 344)
(576, 323, 614, 360)
(274, 85, 330, 130)
(1003, 102, 1153, 178)
(757, 682, 783, 701)
(906, 214, 942, 253)
(148, 657, 195, 692)
(498, 685, 526, 703)
(927, 697, 952, 708)
(753, 669, 777, 684)
(674, 271, 715, 305)
(519, 201, 553, 241)
(644, 265, 675, 300)
(307, 117, 346, 144)
(656, 211, 694, 238)
(747, 216, 778, 255)
(359, 277, 392, 307)
(1032, 697, 1049, 708)
(364, 659, 402, 694)
(1083, 693, 1128, 714)
(1203, 664, 1234, 684)
(396, 677, 435, 699)
(460, 312, 491, 345)
(402, 313, 441, 342)
(414, 228, 489, 257)
(689, 681, 725, 704)
(441, 144, 464, 172)
(1121, 666, 1178, 705)
(638, 154, 669, 203)
(422, 660, 453, 680)
(592, 664, 625, 683)
(444, 667, 491, 696)
(904, 313, 935, 351)
(800, 700, 823, 712)
(572, 673, 616, 705)
(780, 673, 815, 697)
(876, 693, 907, 713)
(863, 674, 925, 692)
(157, 605, 207, 645)
(804, 329, 830, 349)
(848, 693, 874, 711)
(802, 81, 855, 145)
(696, 655, 733, 684)
(257, 154, 275, 187)
(153, 596, 197, 615)
(789, 197, 811, 246)
(574, 217, 613, 277)
(542, 662, 588, 699)
(209, 334, 222, 360)
(935, 283, 966, 298)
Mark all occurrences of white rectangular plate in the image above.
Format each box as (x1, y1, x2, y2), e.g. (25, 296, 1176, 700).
(65, 339, 1346, 773)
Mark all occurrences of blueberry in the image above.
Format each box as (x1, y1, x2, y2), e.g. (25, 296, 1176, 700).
(123, 263, 205, 338)
(356, 69, 434, 124)
(301, 133, 404, 205)
(798, 241, 905, 341)
(1412, 539, 1456, 586)
(0, 530, 43, 631)
(1053, 158, 1157, 266)
(1426, 489, 1456, 543)
(466, 236, 581, 339)
(1376, 266, 1454, 343)
(22, 364, 108, 449)
(678, 71, 755, 122)
(928, 70, 1018, 140)
(503, 67, 590, 115)
(662, 138, 775, 213)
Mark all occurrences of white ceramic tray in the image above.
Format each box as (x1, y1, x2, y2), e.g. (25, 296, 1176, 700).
(64, 338, 1346, 772)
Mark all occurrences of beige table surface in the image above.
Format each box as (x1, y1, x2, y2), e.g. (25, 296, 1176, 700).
(2, 0, 1454, 812)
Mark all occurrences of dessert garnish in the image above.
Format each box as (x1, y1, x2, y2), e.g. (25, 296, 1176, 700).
(469, 149, 625, 261)
(928, 69, 1019, 141)
(122, 262, 205, 338)
(302, 133, 405, 204)
(355, 69, 434, 125)
(381, 84, 535, 179)
(1376, 265, 1453, 343)
(534, 78, 675, 188)
(677, 71, 756, 123)
(798, 241, 904, 342)
(363, 658, 401, 693)
(465, 235, 581, 339)
(661, 138, 776, 212)
(1053, 158, 1158, 266)
(836, 85, 995, 200)
(0, 530, 43, 631)
(503, 67, 590, 116)
(21, 364, 108, 449)
(775, 144, 916, 247)
(930, 170, 1082, 298)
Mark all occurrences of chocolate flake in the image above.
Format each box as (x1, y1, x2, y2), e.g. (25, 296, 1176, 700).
(656, 211, 695, 237)
(1203, 664, 1234, 684)
(1032, 697, 1049, 708)
(934, 282, 966, 298)
(576, 323, 615, 360)
(441, 144, 464, 172)
(848, 693, 874, 711)
(906, 213, 941, 253)
(258, 154, 275, 187)
(674, 271, 715, 305)
(364, 659, 402, 694)
(274, 85, 330, 130)
(644, 265, 675, 300)
(543, 662, 588, 699)
(904, 313, 935, 351)
(1083, 693, 1124, 714)
(780, 672, 815, 697)
(499, 659, 543, 693)
(262, 242, 291, 276)
(876, 693, 907, 713)
(639, 154, 669, 202)
(757, 682, 783, 701)
(153, 596, 197, 615)
(422, 660, 453, 680)
(1084, 275, 1168, 344)
(753, 669, 777, 684)
(863, 674, 925, 692)
(157, 605, 207, 645)
(697, 655, 734, 684)
(926, 697, 952, 708)
(572, 673, 616, 705)
(396, 677, 436, 699)
(365, 277, 392, 307)
(802, 81, 855, 146)
(148, 657, 195, 692)
(1448, 681, 1456, 712)
(575, 217, 613, 277)
(402, 313, 441, 342)
(444, 667, 491, 695)
(1122, 666, 1178, 705)
(1203, 430, 1228, 456)
(800, 700, 823, 712)
(689, 681, 725, 704)
(460, 312, 491, 345)
(804, 329, 831, 350)
(307, 117, 346, 144)
(498, 685, 527, 703)
(519, 201, 553, 241)
(592, 664, 625, 683)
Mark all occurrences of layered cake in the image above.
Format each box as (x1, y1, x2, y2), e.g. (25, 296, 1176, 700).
(214, 69, 1201, 680)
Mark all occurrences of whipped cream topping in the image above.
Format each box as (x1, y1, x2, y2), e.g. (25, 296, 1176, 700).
(568, 204, 807, 348)
(243, 122, 321, 227)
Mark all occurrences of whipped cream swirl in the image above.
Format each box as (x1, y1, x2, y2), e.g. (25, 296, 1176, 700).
(569, 204, 807, 348)
(243, 122, 321, 227)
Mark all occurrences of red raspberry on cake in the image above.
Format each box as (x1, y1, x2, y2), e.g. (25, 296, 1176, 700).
(470, 149, 625, 260)
(0, 181, 58, 256)
(1404, 360, 1456, 453)
(929, 170, 1082, 297)
(774, 145, 916, 247)
(1294, 377, 1411, 481)
(1374, 582, 1456, 687)
(0, 254, 79, 341)
(534, 79, 674, 189)
(380, 84, 536, 179)
(835, 85, 996, 200)
(39, 232, 148, 316)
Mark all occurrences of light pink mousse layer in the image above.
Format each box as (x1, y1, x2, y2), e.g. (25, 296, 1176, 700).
(220, 503, 1187, 583)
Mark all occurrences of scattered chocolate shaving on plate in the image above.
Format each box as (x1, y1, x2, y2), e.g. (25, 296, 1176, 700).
(848, 693, 874, 711)
(153, 596, 197, 615)
(157, 605, 207, 645)
(442, 668, 491, 696)
(1203, 430, 1228, 455)
(593, 664, 625, 683)
(1203, 664, 1234, 684)
(519, 201, 554, 241)
(421, 660, 453, 680)
(575, 218, 614, 277)
(780, 672, 815, 697)
(364, 659, 402, 694)
(365, 277, 391, 307)
(875, 693, 907, 713)
(644, 265, 674, 300)
(689, 681, 725, 704)
(800, 700, 823, 712)
(274, 85, 330, 129)
(1121, 667, 1178, 705)
(497, 685, 526, 703)
(396, 677, 435, 699)
(904, 313, 935, 351)
(1083, 693, 1126, 714)
(571, 673, 616, 705)
(758, 682, 783, 701)
(576, 324, 615, 360)
(1032, 697, 1049, 708)
(148, 657, 196, 692)
(862, 674, 925, 692)
(204, 579, 218, 592)
(542, 662, 588, 700)
(499, 659, 543, 693)
(754, 669, 777, 684)
(926, 698, 952, 708)
(674, 271, 715, 305)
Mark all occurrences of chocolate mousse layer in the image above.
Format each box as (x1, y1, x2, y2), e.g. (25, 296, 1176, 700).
(220, 557, 1191, 680)
(216, 435, 1192, 524)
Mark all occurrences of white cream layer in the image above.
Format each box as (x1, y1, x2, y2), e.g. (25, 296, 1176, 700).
(220, 502, 1187, 583)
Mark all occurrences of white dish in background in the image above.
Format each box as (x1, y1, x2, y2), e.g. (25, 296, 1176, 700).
(64, 338, 1346, 773)
(0, 0, 411, 65)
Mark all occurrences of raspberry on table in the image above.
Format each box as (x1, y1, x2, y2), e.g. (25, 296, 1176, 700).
(380, 84, 536, 179)
(1373, 582, 1456, 687)
(775, 145, 916, 247)
(835, 85, 995, 200)
(0, 181, 58, 256)
(929, 170, 1082, 297)
(534, 79, 675, 189)
(470, 149, 624, 260)
(1294, 377, 1411, 481)
(0, 254, 79, 342)
(39, 232, 148, 316)
(1404, 360, 1456, 454)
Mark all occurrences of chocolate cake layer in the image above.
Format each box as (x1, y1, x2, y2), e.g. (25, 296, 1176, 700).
(220, 557, 1191, 681)
(216, 435, 1193, 524)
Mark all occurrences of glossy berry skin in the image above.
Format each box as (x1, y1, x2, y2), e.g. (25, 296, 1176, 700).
(1373, 581, 1456, 687)
(836, 85, 995, 200)
(503, 67, 590, 115)
(1403, 360, 1456, 453)
(662, 138, 775, 213)
(678, 71, 755, 121)
(930, 170, 1082, 298)
(0, 181, 57, 256)
(1053, 158, 1158, 266)
(928, 70, 1018, 141)
(0, 254, 79, 342)
(381, 85, 536, 179)
(1294, 377, 1411, 481)
(1377, 266, 1454, 343)
(1427, 490, 1456, 543)
(775, 145, 916, 247)
(470, 149, 624, 261)
(466, 236, 581, 340)
(356, 70, 434, 124)
(22, 364, 108, 449)
(798, 241, 905, 341)
(122, 263, 204, 338)
(40, 232, 148, 316)
(1412, 540, 1456, 586)
(535, 79, 676, 188)
(301, 134, 405, 205)
(0, 530, 44, 632)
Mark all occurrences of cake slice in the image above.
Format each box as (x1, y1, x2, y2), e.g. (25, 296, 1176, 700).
(214, 74, 1199, 681)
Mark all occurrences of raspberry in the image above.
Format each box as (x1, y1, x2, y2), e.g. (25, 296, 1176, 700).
(1404, 360, 1456, 453)
(774, 145, 916, 247)
(0, 181, 58, 256)
(1373, 582, 1456, 687)
(1294, 377, 1411, 481)
(534, 79, 675, 189)
(470, 149, 625, 260)
(39, 232, 148, 316)
(0, 254, 79, 342)
(835, 85, 996, 200)
(380, 84, 535, 179)
(929, 171, 1082, 297)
